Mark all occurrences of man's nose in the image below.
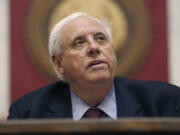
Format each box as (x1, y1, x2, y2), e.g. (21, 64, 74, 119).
(87, 41, 100, 56)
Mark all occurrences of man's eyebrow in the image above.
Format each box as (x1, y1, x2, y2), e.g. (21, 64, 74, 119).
(94, 32, 106, 36)
(72, 36, 84, 43)
(71, 31, 107, 42)
(94, 32, 108, 39)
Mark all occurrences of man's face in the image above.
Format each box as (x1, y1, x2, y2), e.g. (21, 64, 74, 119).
(56, 17, 117, 85)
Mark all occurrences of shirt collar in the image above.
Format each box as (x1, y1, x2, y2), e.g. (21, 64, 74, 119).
(70, 84, 117, 120)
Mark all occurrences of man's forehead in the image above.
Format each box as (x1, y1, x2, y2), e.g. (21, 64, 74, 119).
(64, 16, 104, 30)
(63, 16, 107, 37)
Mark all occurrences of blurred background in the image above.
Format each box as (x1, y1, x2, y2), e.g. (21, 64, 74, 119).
(0, 0, 180, 119)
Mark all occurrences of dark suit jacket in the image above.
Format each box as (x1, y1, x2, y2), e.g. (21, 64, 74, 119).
(8, 77, 180, 119)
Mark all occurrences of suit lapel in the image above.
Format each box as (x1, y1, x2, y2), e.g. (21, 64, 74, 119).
(46, 83, 73, 118)
(114, 77, 143, 117)
(45, 77, 144, 118)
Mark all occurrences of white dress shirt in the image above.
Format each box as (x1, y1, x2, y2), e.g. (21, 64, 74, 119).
(70, 84, 117, 120)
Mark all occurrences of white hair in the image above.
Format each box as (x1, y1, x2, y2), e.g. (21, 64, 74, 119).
(49, 12, 112, 82)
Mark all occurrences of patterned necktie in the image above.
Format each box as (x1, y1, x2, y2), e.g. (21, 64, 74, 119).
(83, 108, 104, 118)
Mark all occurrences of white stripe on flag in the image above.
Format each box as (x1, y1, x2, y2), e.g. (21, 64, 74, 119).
(0, 0, 10, 119)
(167, 0, 180, 87)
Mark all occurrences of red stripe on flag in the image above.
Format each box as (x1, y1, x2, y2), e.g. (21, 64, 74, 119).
(133, 0, 168, 82)
(10, 0, 49, 101)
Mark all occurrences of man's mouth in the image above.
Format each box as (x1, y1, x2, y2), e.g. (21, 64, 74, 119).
(88, 60, 106, 67)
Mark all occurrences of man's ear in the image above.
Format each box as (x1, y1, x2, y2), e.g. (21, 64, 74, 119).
(51, 55, 64, 74)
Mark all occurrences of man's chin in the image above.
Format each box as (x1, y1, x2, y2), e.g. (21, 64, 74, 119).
(86, 74, 113, 84)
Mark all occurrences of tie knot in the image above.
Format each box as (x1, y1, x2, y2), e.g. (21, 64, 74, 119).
(84, 108, 103, 118)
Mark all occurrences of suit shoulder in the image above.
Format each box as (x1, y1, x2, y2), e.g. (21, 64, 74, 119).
(115, 76, 180, 92)
(14, 81, 68, 102)
(9, 81, 69, 116)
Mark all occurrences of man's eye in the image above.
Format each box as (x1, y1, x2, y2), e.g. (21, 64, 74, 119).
(74, 40, 84, 46)
(96, 34, 106, 43)
(98, 35, 105, 41)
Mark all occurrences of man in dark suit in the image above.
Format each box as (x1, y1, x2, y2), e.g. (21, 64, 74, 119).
(8, 12, 180, 119)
